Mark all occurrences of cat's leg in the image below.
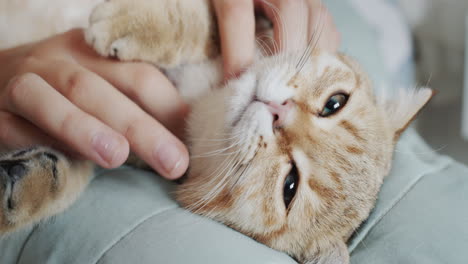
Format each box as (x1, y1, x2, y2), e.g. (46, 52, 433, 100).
(0, 147, 93, 234)
(85, 0, 218, 68)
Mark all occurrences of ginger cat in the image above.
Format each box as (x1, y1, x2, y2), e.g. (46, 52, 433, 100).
(0, 0, 433, 263)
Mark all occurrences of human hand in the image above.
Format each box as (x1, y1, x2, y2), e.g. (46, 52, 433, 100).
(0, 29, 189, 179)
(212, 0, 341, 79)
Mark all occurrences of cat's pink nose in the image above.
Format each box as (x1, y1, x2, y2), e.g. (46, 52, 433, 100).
(266, 100, 294, 128)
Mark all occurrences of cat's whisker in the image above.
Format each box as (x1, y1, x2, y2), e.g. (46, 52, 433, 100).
(192, 142, 241, 173)
(394, 144, 447, 155)
(189, 136, 241, 145)
(191, 149, 243, 159)
(296, 1, 325, 73)
(200, 150, 255, 217)
(183, 153, 242, 212)
(189, 143, 241, 153)
(228, 149, 258, 191)
(212, 131, 245, 137)
(423, 71, 434, 88)
(261, 1, 281, 54)
(255, 38, 268, 57)
(189, 135, 243, 148)
(258, 0, 286, 54)
(190, 142, 240, 155)
(189, 139, 238, 146)
(190, 140, 256, 215)
(190, 131, 243, 141)
(256, 37, 275, 57)
(205, 141, 259, 210)
(205, 169, 253, 218)
(202, 150, 249, 198)
(295, 16, 317, 70)
(190, 137, 238, 142)
(300, 20, 325, 73)
(191, 138, 245, 157)
(195, 134, 244, 149)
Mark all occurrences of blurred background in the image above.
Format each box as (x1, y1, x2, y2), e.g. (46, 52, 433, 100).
(397, 0, 468, 164)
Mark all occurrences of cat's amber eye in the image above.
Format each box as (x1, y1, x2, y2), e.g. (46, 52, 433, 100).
(283, 163, 299, 210)
(319, 93, 349, 117)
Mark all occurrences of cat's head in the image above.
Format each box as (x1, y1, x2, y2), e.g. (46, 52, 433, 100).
(177, 50, 432, 263)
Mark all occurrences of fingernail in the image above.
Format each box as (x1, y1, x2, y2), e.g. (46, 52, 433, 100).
(154, 141, 183, 179)
(92, 132, 123, 167)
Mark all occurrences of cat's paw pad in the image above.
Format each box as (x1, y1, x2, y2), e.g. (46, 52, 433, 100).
(0, 147, 65, 233)
(1, 162, 27, 211)
(1, 162, 27, 184)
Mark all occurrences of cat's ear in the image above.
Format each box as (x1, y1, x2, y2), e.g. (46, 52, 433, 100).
(305, 240, 350, 264)
(380, 87, 434, 139)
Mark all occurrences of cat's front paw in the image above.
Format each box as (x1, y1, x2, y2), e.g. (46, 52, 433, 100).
(0, 147, 90, 233)
(85, 1, 131, 59)
(85, 0, 168, 64)
(85, 0, 216, 68)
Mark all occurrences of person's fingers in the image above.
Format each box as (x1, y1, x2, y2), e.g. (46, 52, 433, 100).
(213, 0, 256, 80)
(80, 58, 189, 138)
(56, 29, 189, 139)
(308, 4, 341, 52)
(1, 72, 129, 169)
(258, 0, 309, 53)
(33, 60, 189, 179)
(0, 111, 58, 150)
